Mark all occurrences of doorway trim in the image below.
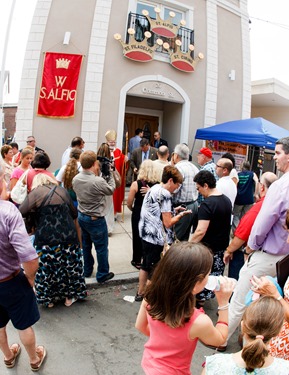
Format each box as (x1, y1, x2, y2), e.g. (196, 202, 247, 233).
(117, 75, 190, 147)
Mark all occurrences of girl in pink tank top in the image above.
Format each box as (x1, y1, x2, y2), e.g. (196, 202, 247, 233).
(135, 242, 235, 375)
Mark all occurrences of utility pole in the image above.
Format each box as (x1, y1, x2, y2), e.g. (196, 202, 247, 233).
(0, 0, 16, 147)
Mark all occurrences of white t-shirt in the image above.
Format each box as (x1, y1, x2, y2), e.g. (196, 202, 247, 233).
(230, 168, 239, 182)
(216, 176, 237, 208)
(56, 161, 82, 183)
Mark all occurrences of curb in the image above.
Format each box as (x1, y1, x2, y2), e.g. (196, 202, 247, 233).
(86, 271, 139, 289)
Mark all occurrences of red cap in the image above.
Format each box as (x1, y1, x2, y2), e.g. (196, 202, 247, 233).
(198, 147, 212, 158)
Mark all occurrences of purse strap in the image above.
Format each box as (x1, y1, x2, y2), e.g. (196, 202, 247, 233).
(39, 185, 57, 209)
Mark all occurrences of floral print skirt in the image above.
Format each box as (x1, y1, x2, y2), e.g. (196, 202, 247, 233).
(35, 243, 87, 306)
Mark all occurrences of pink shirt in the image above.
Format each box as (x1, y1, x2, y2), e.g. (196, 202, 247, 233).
(10, 167, 27, 180)
(142, 308, 203, 375)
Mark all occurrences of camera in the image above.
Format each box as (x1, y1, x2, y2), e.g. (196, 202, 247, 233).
(97, 156, 114, 177)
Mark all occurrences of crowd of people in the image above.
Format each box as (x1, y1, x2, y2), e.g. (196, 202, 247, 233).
(1, 131, 289, 374)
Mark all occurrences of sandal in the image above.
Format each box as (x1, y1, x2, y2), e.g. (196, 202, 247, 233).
(30, 345, 47, 372)
(64, 297, 77, 307)
(4, 343, 21, 368)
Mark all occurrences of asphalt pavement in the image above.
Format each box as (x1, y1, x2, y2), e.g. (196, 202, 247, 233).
(2, 281, 240, 375)
(1, 193, 240, 374)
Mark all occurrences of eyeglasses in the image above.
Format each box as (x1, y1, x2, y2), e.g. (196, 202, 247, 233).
(27, 140, 33, 143)
(216, 165, 224, 168)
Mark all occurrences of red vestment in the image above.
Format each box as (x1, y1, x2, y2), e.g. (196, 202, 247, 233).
(112, 148, 126, 214)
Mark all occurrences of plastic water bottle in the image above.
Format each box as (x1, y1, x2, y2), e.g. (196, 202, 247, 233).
(205, 275, 237, 291)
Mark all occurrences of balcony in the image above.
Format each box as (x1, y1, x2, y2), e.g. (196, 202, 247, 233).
(126, 12, 195, 58)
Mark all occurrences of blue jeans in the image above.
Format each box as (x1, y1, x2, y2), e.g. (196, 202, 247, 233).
(228, 248, 244, 280)
(78, 213, 110, 281)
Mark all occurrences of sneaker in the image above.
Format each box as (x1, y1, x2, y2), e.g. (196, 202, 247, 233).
(135, 293, 144, 302)
(97, 272, 114, 283)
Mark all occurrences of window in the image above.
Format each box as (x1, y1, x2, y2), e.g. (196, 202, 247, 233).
(136, 2, 185, 26)
(127, 2, 194, 57)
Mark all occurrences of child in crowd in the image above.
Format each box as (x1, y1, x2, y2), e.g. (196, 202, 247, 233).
(135, 242, 235, 375)
(202, 296, 289, 374)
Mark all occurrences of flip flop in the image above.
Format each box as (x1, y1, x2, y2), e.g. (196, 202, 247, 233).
(30, 345, 47, 372)
(64, 297, 77, 307)
(4, 343, 21, 368)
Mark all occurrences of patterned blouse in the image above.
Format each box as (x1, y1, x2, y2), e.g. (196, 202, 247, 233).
(269, 277, 289, 360)
(139, 184, 173, 246)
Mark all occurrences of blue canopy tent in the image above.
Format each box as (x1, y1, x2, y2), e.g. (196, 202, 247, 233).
(194, 117, 289, 150)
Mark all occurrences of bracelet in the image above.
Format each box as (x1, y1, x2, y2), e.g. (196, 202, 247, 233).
(218, 303, 230, 311)
(226, 249, 233, 254)
(276, 295, 283, 301)
(216, 321, 228, 326)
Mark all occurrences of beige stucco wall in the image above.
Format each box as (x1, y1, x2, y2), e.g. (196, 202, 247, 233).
(251, 106, 289, 131)
(216, 6, 243, 122)
(16, 0, 250, 171)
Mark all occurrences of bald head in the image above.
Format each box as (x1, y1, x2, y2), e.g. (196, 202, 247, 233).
(257, 171, 278, 199)
(157, 145, 169, 161)
(216, 158, 233, 177)
(260, 172, 278, 190)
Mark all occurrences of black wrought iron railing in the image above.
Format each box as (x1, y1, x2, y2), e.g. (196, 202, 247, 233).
(126, 13, 194, 57)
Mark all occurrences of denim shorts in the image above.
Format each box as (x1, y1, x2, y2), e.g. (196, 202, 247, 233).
(0, 270, 40, 330)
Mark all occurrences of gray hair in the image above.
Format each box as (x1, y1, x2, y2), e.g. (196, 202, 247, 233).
(174, 144, 189, 160)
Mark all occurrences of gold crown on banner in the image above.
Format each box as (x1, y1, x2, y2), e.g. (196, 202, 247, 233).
(142, 7, 186, 39)
(56, 58, 71, 69)
(163, 40, 204, 72)
(114, 30, 163, 62)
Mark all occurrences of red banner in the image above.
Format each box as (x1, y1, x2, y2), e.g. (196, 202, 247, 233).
(37, 52, 83, 118)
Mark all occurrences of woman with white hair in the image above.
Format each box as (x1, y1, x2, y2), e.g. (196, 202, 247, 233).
(19, 170, 87, 308)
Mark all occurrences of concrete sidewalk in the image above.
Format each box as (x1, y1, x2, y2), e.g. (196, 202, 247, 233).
(85, 190, 139, 287)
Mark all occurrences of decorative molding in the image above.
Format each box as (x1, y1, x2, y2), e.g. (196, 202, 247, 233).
(116, 75, 190, 147)
(204, 0, 218, 127)
(16, 0, 51, 146)
(240, 0, 251, 118)
(81, 0, 113, 152)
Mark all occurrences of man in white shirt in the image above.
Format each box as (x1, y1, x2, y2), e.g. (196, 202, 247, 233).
(215, 158, 237, 209)
(61, 136, 85, 166)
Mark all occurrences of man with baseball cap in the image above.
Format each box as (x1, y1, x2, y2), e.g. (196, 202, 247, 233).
(196, 147, 218, 205)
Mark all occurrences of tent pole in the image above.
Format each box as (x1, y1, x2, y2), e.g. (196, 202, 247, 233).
(190, 138, 196, 158)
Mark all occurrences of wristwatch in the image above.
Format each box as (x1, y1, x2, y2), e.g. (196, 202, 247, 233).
(241, 248, 250, 255)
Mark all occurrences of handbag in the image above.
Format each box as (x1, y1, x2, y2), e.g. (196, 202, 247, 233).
(276, 253, 289, 290)
(11, 170, 29, 204)
(113, 169, 122, 188)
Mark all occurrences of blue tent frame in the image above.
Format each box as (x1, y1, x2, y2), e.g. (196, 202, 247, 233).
(194, 117, 289, 150)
